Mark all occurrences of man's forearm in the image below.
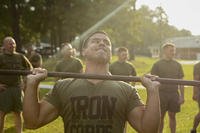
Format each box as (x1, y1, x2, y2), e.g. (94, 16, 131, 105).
(142, 88, 160, 133)
(23, 79, 41, 128)
(179, 85, 184, 98)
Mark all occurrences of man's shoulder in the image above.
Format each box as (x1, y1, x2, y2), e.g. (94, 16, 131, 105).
(56, 78, 75, 84)
(14, 52, 23, 56)
(54, 78, 76, 90)
(110, 61, 119, 66)
(125, 61, 134, 66)
(13, 52, 26, 59)
(154, 59, 179, 64)
(112, 80, 133, 89)
(195, 62, 200, 67)
(72, 57, 83, 63)
(170, 60, 183, 68)
(195, 62, 200, 66)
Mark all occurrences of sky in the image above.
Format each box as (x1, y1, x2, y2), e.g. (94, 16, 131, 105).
(136, 0, 200, 35)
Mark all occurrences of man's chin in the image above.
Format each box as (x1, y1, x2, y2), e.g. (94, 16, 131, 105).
(92, 57, 110, 64)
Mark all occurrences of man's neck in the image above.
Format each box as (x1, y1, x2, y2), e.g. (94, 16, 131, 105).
(84, 61, 110, 84)
(163, 56, 173, 61)
(118, 60, 126, 63)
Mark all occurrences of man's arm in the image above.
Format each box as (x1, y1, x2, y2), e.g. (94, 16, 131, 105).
(127, 75, 160, 133)
(178, 83, 184, 104)
(23, 68, 59, 129)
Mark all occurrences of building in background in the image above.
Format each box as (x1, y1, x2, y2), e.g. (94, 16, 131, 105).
(150, 36, 200, 60)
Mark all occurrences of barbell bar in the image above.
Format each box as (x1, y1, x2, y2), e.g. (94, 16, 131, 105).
(0, 69, 200, 86)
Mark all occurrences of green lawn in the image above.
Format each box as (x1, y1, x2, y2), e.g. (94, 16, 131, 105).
(4, 56, 200, 133)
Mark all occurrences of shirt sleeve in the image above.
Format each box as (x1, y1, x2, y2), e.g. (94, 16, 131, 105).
(77, 59, 83, 72)
(22, 54, 33, 70)
(178, 64, 184, 78)
(44, 81, 62, 111)
(131, 65, 137, 76)
(151, 63, 158, 75)
(126, 86, 144, 113)
(194, 63, 200, 77)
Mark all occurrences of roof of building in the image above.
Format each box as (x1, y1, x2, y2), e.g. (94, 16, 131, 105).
(164, 36, 200, 48)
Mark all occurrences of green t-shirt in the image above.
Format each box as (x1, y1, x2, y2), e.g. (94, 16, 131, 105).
(109, 61, 136, 76)
(55, 57, 83, 73)
(151, 59, 184, 92)
(44, 79, 143, 133)
(0, 52, 32, 86)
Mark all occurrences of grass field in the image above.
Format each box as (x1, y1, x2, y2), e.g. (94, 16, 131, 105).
(3, 56, 200, 133)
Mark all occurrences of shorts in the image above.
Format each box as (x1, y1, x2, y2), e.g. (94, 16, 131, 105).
(0, 86, 22, 113)
(159, 91, 180, 114)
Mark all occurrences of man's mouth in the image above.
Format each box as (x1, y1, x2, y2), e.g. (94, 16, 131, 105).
(96, 47, 106, 51)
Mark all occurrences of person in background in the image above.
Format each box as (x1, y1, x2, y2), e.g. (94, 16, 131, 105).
(0, 37, 32, 133)
(55, 43, 83, 79)
(25, 45, 43, 68)
(151, 43, 184, 133)
(191, 62, 200, 133)
(29, 52, 43, 68)
(25, 45, 34, 59)
(23, 31, 161, 133)
(109, 47, 137, 84)
(109, 46, 137, 132)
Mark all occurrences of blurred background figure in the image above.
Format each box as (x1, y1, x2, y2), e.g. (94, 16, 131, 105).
(0, 36, 32, 133)
(191, 61, 200, 133)
(29, 52, 43, 68)
(55, 43, 83, 80)
(151, 43, 184, 133)
(109, 47, 137, 83)
(25, 45, 34, 59)
(25, 45, 43, 68)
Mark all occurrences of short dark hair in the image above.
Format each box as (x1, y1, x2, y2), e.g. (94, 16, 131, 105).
(29, 53, 42, 62)
(82, 31, 108, 49)
(117, 47, 128, 54)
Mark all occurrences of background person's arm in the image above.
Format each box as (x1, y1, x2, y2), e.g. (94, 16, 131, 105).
(179, 83, 185, 104)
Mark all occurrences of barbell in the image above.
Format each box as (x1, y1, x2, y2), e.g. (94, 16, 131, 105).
(0, 69, 200, 86)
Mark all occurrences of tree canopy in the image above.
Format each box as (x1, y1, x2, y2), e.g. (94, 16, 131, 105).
(0, 0, 192, 54)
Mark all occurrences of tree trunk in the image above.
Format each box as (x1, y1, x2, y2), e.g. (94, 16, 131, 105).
(10, 0, 21, 52)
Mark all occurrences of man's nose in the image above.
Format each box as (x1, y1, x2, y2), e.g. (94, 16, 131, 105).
(9, 43, 15, 47)
(98, 40, 106, 47)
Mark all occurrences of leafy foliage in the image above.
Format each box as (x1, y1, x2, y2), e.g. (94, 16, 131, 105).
(0, 0, 192, 55)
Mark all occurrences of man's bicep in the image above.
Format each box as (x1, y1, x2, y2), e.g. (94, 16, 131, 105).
(38, 100, 59, 127)
(127, 105, 145, 132)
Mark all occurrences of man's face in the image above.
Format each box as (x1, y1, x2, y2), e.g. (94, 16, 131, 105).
(63, 45, 73, 57)
(118, 51, 129, 62)
(164, 46, 176, 59)
(3, 38, 16, 54)
(83, 33, 112, 64)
